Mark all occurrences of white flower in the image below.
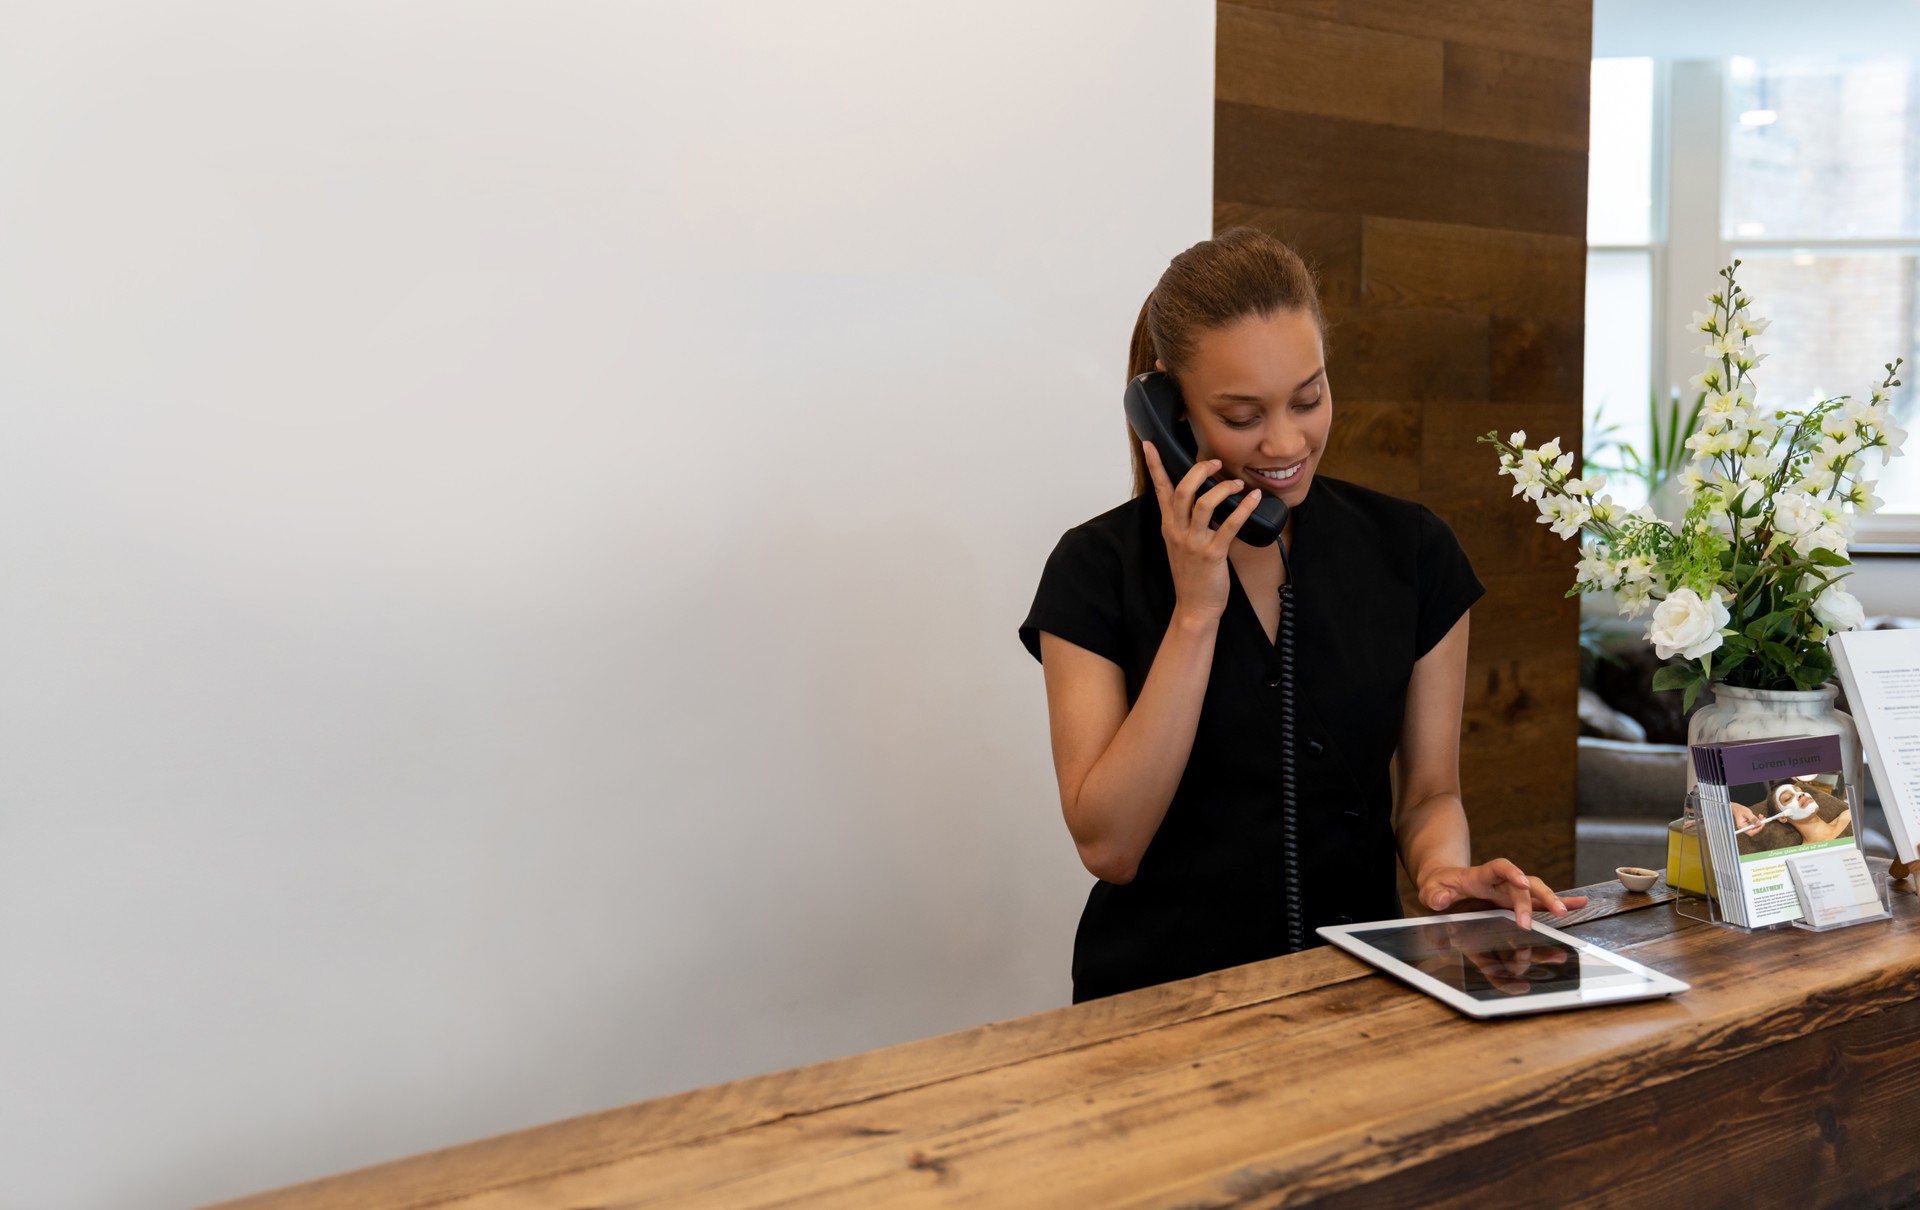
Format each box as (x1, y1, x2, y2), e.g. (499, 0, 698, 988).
(1647, 588, 1732, 661)
(1508, 456, 1547, 500)
(1793, 471, 1836, 496)
(1804, 525, 1849, 558)
(1878, 412, 1910, 463)
(1811, 584, 1866, 633)
(1702, 331, 1745, 358)
(1691, 309, 1718, 334)
(1576, 541, 1619, 590)
(1769, 490, 1819, 540)
(1588, 493, 1619, 525)
(1508, 430, 1527, 447)
(1690, 367, 1724, 393)
(1740, 451, 1779, 480)
(1616, 554, 1656, 584)
(1678, 464, 1711, 499)
(1616, 580, 1654, 618)
(1846, 479, 1885, 514)
(1535, 494, 1590, 539)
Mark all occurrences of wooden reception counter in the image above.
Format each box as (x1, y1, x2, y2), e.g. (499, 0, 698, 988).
(217, 871, 1920, 1209)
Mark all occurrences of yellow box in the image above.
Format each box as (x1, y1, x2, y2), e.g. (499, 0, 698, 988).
(1666, 817, 1716, 897)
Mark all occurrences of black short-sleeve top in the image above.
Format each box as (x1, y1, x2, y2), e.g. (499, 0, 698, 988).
(1019, 476, 1484, 1002)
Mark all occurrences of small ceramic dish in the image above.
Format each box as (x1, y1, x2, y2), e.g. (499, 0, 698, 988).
(1616, 866, 1659, 893)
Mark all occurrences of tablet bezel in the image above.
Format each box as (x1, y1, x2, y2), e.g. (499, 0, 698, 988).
(1316, 910, 1691, 1019)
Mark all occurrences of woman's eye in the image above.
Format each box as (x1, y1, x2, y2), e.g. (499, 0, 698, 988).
(1224, 416, 1261, 429)
(1293, 393, 1324, 411)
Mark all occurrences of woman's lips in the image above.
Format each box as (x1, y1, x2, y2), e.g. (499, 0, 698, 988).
(1242, 461, 1305, 492)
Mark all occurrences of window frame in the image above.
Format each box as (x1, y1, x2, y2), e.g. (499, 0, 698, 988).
(1614, 57, 1920, 546)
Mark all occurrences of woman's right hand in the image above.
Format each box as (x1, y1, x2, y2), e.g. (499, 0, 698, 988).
(1141, 441, 1263, 627)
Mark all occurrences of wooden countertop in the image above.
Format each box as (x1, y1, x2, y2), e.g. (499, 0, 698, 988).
(212, 870, 1920, 1209)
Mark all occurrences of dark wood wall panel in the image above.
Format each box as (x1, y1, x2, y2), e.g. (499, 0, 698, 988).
(1216, 1, 1591, 887)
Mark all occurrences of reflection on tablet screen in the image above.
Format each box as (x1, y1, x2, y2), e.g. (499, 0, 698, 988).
(1358, 918, 1588, 1001)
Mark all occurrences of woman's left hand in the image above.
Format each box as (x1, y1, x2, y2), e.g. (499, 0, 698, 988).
(1417, 858, 1590, 930)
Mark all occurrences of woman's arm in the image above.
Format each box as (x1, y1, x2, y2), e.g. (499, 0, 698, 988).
(1039, 443, 1265, 885)
(1040, 618, 1215, 884)
(1392, 611, 1589, 929)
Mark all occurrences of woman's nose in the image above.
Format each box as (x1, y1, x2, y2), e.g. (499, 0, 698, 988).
(1259, 421, 1307, 460)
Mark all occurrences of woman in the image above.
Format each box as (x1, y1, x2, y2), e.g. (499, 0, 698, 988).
(1019, 228, 1588, 1003)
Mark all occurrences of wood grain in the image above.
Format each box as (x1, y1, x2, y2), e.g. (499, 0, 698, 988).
(1442, 41, 1592, 152)
(1318, 400, 1421, 494)
(1361, 217, 1586, 317)
(1226, 0, 1592, 65)
(1321, 307, 1491, 403)
(1216, 103, 1589, 238)
(1216, 5, 1443, 129)
(1491, 314, 1586, 404)
(212, 887, 1920, 1208)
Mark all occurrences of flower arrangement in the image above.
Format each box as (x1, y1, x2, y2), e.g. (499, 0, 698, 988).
(1483, 261, 1908, 710)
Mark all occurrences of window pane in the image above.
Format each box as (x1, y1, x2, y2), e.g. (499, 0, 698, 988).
(1590, 58, 1655, 245)
(1730, 251, 1920, 509)
(1585, 249, 1654, 509)
(1725, 58, 1920, 240)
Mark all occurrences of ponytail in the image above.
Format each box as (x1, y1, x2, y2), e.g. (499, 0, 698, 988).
(1126, 293, 1158, 498)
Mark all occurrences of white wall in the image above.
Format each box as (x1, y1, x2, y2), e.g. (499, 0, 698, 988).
(0, 4, 1213, 1206)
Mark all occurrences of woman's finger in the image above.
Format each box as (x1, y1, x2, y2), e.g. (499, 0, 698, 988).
(1141, 442, 1174, 509)
(1190, 478, 1244, 535)
(1206, 488, 1263, 553)
(1171, 458, 1218, 522)
(1509, 879, 1533, 931)
(1528, 876, 1567, 917)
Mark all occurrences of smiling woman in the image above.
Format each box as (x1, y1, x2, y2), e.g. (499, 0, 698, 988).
(1019, 228, 1592, 1003)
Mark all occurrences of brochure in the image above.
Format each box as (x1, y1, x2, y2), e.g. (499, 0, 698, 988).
(1690, 733, 1859, 928)
(1828, 629, 1920, 865)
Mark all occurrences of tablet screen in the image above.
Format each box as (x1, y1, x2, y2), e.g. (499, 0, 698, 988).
(1352, 915, 1661, 1002)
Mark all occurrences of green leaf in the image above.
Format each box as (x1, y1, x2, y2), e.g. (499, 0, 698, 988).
(1760, 640, 1798, 667)
(1807, 547, 1850, 567)
(1744, 611, 1789, 640)
(1651, 664, 1696, 693)
(1683, 678, 1706, 712)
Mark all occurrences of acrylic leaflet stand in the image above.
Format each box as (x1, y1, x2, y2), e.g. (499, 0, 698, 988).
(1675, 788, 1893, 932)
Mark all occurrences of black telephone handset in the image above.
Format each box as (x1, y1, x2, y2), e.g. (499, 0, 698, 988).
(1123, 371, 1290, 548)
(1123, 368, 1306, 954)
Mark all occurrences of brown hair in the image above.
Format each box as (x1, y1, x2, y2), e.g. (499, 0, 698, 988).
(1126, 227, 1325, 496)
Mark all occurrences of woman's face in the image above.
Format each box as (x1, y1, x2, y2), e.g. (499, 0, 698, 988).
(1167, 307, 1330, 512)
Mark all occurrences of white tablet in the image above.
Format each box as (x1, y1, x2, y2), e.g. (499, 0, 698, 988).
(1316, 910, 1690, 1019)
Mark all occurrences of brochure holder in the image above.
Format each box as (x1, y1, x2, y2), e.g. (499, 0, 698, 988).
(1673, 789, 1792, 933)
(1674, 788, 1893, 932)
(1788, 854, 1894, 932)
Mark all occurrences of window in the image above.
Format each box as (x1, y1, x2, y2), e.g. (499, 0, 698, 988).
(1584, 55, 1920, 522)
(1723, 57, 1920, 512)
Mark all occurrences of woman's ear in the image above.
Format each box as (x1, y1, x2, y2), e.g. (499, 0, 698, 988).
(1154, 358, 1165, 373)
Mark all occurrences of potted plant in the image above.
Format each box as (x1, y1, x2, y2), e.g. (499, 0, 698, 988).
(1483, 260, 1907, 802)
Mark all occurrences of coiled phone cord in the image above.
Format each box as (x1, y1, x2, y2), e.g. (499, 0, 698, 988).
(1277, 543, 1305, 955)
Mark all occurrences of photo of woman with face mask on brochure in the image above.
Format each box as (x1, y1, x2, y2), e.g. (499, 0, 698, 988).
(1729, 775, 1854, 854)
